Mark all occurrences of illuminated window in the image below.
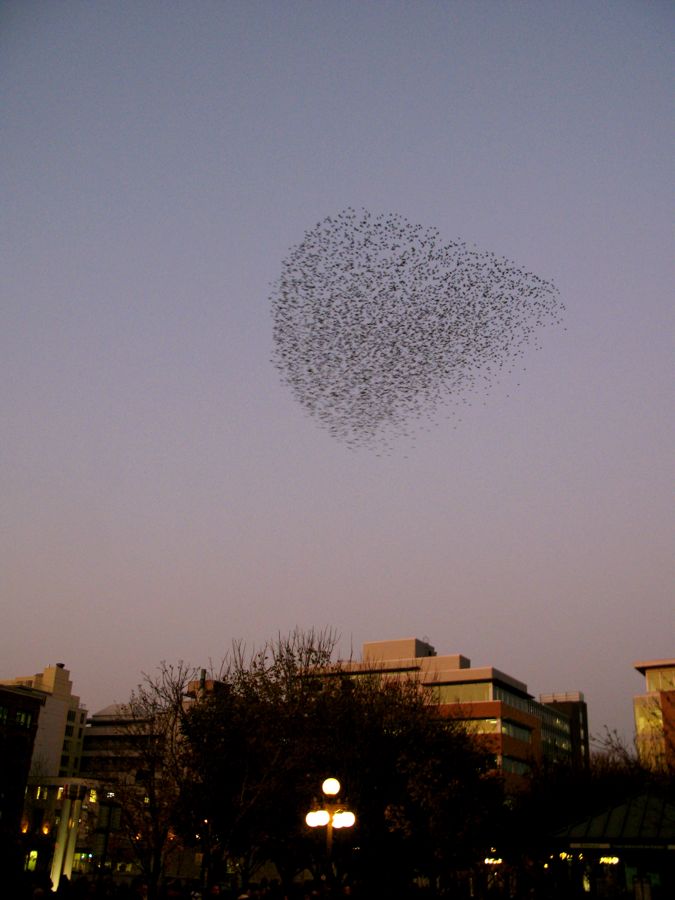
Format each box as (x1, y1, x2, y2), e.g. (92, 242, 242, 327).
(460, 718, 500, 734)
(635, 698, 663, 734)
(434, 682, 491, 703)
(502, 721, 532, 743)
(646, 668, 675, 692)
(89, 789, 97, 804)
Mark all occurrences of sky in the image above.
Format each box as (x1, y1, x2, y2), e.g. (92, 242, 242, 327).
(2, 0, 673, 743)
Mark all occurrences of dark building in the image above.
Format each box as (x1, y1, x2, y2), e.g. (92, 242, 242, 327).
(0, 685, 45, 887)
(539, 691, 590, 769)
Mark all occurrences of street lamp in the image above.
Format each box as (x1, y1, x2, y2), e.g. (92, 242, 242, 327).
(305, 777, 355, 856)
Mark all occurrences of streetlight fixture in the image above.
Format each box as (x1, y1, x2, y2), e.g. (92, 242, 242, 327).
(305, 777, 355, 855)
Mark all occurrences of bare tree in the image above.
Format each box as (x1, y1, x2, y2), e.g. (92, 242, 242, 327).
(179, 629, 497, 893)
(94, 662, 197, 898)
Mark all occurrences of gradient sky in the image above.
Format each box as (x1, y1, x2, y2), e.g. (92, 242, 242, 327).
(2, 1, 673, 742)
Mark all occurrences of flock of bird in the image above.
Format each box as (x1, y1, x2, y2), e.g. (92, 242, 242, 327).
(271, 209, 563, 448)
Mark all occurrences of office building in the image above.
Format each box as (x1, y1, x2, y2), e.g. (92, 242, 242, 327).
(0, 663, 89, 887)
(339, 638, 582, 783)
(538, 692, 589, 769)
(633, 658, 675, 772)
(0, 685, 45, 886)
(0, 662, 88, 777)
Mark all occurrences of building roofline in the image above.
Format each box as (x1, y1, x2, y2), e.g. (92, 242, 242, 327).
(634, 659, 675, 675)
(0, 683, 47, 704)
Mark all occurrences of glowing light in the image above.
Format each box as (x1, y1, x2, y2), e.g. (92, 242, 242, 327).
(599, 856, 619, 865)
(484, 857, 503, 865)
(322, 778, 340, 796)
(306, 809, 330, 827)
(42, 824, 50, 835)
(333, 810, 355, 828)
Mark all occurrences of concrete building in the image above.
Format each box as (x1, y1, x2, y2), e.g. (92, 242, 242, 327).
(340, 638, 585, 783)
(633, 658, 675, 772)
(0, 663, 88, 778)
(79, 702, 199, 885)
(538, 692, 589, 769)
(0, 664, 89, 889)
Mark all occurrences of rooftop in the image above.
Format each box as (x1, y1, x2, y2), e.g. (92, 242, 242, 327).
(634, 659, 675, 675)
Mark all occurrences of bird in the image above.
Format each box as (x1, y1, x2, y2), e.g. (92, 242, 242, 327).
(270, 209, 563, 449)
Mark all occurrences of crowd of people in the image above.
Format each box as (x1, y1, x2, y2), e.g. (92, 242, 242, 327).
(18, 873, 368, 900)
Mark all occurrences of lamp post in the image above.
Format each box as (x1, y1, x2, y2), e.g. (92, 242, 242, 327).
(305, 778, 356, 857)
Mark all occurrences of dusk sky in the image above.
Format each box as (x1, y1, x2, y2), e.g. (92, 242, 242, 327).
(2, 1, 673, 741)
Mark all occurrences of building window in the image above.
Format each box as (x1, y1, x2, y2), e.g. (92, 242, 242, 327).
(502, 756, 531, 776)
(434, 682, 491, 703)
(494, 685, 532, 713)
(646, 668, 675, 692)
(460, 718, 500, 734)
(635, 697, 663, 734)
(502, 720, 532, 743)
